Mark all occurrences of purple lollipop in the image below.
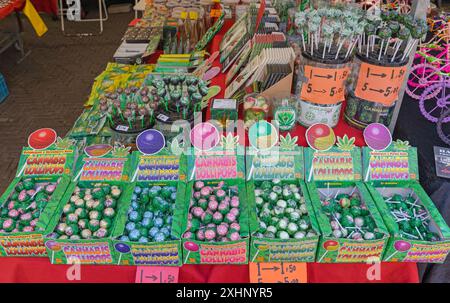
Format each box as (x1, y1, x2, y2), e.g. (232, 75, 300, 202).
(385, 240, 412, 261)
(363, 123, 392, 151)
(136, 129, 166, 155)
(114, 242, 131, 265)
(183, 241, 200, 263)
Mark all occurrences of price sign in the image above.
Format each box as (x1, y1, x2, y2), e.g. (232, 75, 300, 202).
(249, 262, 307, 283)
(354, 62, 407, 106)
(300, 65, 350, 104)
(210, 9, 222, 18)
(135, 266, 179, 283)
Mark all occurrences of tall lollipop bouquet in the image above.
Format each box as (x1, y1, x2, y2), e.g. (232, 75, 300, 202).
(294, 5, 366, 61)
(294, 5, 366, 128)
(344, 10, 428, 130)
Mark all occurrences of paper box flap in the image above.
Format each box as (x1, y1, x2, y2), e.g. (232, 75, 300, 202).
(304, 147, 362, 182)
(362, 142, 419, 182)
(187, 146, 245, 181)
(246, 145, 304, 181)
(130, 149, 187, 182)
(16, 147, 76, 178)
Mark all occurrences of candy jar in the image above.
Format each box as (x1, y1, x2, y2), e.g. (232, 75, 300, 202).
(272, 95, 297, 131)
(243, 94, 270, 130)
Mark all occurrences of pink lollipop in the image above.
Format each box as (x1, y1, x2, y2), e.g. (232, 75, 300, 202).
(363, 123, 392, 151)
(385, 240, 412, 261)
(190, 122, 220, 151)
(184, 241, 200, 263)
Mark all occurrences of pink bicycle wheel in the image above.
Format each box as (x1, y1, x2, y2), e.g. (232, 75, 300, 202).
(406, 63, 442, 100)
(419, 81, 450, 123)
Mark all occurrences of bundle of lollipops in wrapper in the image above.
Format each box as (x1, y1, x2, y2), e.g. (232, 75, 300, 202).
(146, 74, 209, 120)
(99, 74, 209, 131)
(294, 5, 366, 61)
(361, 10, 428, 63)
(99, 86, 158, 131)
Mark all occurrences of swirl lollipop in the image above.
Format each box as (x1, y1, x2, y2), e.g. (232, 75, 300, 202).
(114, 242, 131, 265)
(318, 240, 340, 262)
(183, 241, 200, 263)
(45, 240, 62, 264)
(385, 240, 411, 261)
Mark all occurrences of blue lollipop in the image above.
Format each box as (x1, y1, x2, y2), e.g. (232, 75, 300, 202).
(114, 242, 131, 265)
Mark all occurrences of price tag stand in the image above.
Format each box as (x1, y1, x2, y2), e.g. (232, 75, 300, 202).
(344, 54, 408, 130)
(297, 52, 351, 128)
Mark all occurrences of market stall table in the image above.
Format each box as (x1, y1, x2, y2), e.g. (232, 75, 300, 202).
(0, 16, 422, 284)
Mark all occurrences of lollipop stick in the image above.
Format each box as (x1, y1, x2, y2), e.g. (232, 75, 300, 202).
(74, 169, 83, 182)
(384, 250, 398, 261)
(51, 251, 55, 264)
(391, 40, 403, 62)
(364, 163, 372, 182)
(247, 164, 254, 181)
(117, 253, 122, 265)
(322, 40, 327, 59)
(16, 163, 27, 178)
(189, 166, 196, 181)
(184, 251, 191, 263)
(378, 39, 384, 61)
(301, 31, 306, 52)
(251, 249, 260, 262)
(131, 168, 140, 182)
(335, 40, 344, 60)
(318, 250, 328, 262)
(308, 163, 314, 182)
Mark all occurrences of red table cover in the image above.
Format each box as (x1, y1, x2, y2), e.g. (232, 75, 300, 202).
(0, 19, 420, 284)
(0, 0, 23, 19)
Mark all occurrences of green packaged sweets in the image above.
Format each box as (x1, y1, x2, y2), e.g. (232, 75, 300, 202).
(305, 143, 389, 263)
(246, 134, 321, 263)
(363, 142, 450, 263)
(181, 144, 250, 264)
(111, 148, 188, 266)
(44, 147, 133, 265)
(0, 142, 75, 257)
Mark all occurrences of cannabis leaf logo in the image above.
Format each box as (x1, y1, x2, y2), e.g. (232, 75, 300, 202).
(393, 139, 410, 150)
(220, 133, 240, 150)
(111, 143, 131, 157)
(279, 134, 298, 150)
(336, 135, 355, 151)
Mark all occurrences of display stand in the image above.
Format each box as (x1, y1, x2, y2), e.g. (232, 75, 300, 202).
(59, 0, 108, 36)
(0, 0, 30, 63)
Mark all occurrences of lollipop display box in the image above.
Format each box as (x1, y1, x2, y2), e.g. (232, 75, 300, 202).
(43, 151, 134, 265)
(111, 150, 188, 266)
(304, 146, 389, 263)
(362, 144, 450, 263)
(246, 142, 321, 263)
(181, 146, 250, 265)
(0, 146, 75, 257)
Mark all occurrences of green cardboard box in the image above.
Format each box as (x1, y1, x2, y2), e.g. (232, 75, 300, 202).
(305, 146, 389, 263)
(363, 143, 450, 263)
(181, 145, 250, 264)
(246, 139, 321, 263)
(0, 146, 75, 257)
(44, 150, 134, 265)
(111, 149, 188, 266)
